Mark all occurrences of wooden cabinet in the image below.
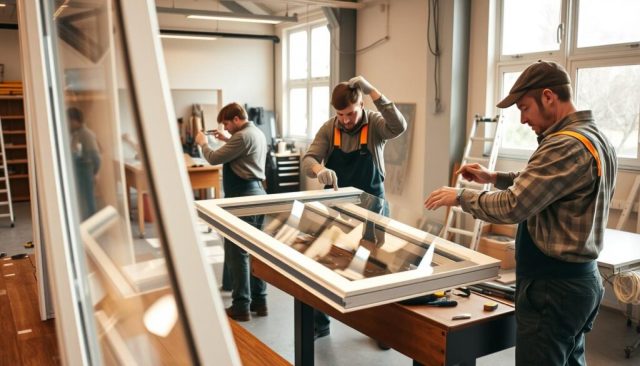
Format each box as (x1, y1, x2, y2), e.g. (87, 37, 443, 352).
(0, 96, 30, 202)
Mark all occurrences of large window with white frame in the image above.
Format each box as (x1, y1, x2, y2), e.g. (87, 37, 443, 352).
(496, 0, 640, 168)
(284, 21, 331, 139)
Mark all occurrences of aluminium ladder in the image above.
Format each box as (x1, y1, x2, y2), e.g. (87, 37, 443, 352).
(442, 114, 503, 250)
(0, 117, 15, 227)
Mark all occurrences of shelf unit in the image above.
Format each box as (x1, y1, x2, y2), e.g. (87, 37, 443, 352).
(0, 96, 30, 202)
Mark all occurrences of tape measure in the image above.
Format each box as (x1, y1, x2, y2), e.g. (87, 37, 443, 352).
(483, 302, 498, 311)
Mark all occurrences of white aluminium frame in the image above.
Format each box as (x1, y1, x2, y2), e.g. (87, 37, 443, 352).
(116, 1, 241, 364)
(17, 0, 90, 363)
(196, 188, 500, 312)
(19, 0, 241, 364)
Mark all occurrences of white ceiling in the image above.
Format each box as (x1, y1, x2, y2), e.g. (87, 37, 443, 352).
(0, 1, 362, 28)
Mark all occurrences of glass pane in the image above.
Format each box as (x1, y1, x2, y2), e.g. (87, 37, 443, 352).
(52, 1, 192, 363)
(501, 0, 562, 55)
(311, 25, 330, 78)
(289, 88, 307, 136)
(288, 30, 307, 80)
(197, 190, 500, 310)
(499, 71, 537, 151)
(577, 0, 640, 48)
(311, 86, 329, 135)
(576, 64, 640, 158)
(260, 196, 447, 281)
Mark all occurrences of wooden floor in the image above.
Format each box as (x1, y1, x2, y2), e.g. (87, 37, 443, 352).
(0, 254, 289, 365)
(0, 255, 60, 366)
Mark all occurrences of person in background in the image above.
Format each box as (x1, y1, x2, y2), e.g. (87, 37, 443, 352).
(424, 60, 617, 365)
(68, 107, 101, 219)
(195, 102, 268, 322)
(301, 76, 407, 340)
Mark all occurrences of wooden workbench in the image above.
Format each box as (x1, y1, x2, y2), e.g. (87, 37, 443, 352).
(125, 161, 222, 237)
(252, 258, 515, 366)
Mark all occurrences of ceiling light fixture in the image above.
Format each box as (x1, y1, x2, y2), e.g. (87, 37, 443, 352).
(159, 33, 217, 41)
(186, 14, 280, 24)
(156, 7, 297, 25)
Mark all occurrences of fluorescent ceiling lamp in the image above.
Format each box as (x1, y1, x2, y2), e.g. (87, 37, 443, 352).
(187, 14, 281, 24)
(0, 3, 7, 7)
(156, 7, 297, 25)
(160, 34, 217, 41)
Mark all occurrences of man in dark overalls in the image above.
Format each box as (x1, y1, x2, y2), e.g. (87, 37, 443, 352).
(425, 61, 617, 365)
(302, 76, 407, 339)
(195, 103, 268, 322)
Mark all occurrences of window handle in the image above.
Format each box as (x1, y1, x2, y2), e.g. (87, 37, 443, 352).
(557, 23, 564, 44)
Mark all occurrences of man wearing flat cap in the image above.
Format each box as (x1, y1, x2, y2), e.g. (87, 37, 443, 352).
(424, 60, 617, 365)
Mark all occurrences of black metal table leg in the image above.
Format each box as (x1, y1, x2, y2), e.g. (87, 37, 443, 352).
(294, 299, 314, 366)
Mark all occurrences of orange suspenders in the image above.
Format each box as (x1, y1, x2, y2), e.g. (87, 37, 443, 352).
(549, 130, 602, 177)
(333, 124, 368, 148)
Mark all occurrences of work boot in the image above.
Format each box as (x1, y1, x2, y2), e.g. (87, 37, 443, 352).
(314, 326, 330, 340)
(225, 306, 251, 322)
(250, 303, 268, 317)
(376, 340, 391, 350)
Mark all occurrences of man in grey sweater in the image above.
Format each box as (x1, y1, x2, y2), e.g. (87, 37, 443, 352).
(195, 103, 268, 322)
(302, 76, 407, 340)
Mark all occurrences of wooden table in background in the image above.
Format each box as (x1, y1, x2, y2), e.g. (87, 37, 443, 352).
(252, 258, 516, 366)
(125, 162, 222, 237)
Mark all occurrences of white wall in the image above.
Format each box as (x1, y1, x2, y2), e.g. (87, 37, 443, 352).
(161, 36, 274, 109)
(356, 0, 429, 226)
(0, 29, 22, 81)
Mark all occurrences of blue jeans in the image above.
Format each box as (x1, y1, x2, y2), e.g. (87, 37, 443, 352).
(226, 212, 267, 312)
(223, 185, 267, 312)
(515, 270, 604, 365)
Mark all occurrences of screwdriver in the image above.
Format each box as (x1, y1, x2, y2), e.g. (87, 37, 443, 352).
(424, 298, 458, 307)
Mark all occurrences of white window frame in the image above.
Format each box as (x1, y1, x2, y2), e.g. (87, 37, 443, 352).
(283, 20, 331, 140)
(20, 0, 241, 364)
(495, 0, 640, 168)
(196, 188, 501, 312)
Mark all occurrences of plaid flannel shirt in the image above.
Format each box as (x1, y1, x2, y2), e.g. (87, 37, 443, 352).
(460, 110, 617, 262)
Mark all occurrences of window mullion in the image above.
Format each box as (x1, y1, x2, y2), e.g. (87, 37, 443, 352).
(307, 23, 313, 138)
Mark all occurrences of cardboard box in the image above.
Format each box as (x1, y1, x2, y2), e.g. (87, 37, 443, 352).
(481, 223, 517, 237)
(478, 224, 516, 269)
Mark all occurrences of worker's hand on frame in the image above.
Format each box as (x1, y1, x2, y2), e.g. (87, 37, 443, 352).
(456, 163, 496, 184)
(317, 168, 338, 189)
(348, 75, 375, 95)
(195, 131, 208, 147)
(424, 187, 458, 210)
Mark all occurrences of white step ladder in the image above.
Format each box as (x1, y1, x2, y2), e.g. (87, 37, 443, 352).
(0, 117, 15, 228)
(442, 114, 503, 250)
